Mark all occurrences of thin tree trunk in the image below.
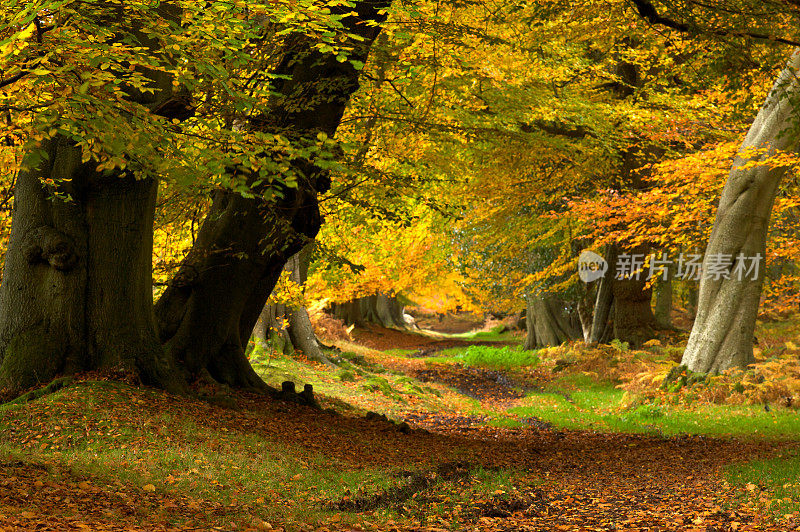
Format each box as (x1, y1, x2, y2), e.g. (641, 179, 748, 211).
(577, 296, 593, 342)
(256, 244, 333, 365)
(155, 1, 389, 388)
(685, 281, 699, 321)
(654, 278, 672, 328)
(682, 50, 800, 374)
(589, 245, 617, 343)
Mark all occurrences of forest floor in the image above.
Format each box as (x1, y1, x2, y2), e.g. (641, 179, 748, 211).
(1, 316, 800, 531)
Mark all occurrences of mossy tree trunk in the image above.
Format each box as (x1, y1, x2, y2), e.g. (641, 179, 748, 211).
(0, 141, 181, 394)
(155, 1, 389, 388)
(654, 277, 672, 328)
(0, 5, 188, 396)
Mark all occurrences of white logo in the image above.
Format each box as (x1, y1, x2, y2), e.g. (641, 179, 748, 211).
(578, 250, 608, 283)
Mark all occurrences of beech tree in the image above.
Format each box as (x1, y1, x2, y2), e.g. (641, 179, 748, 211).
(154, 0, 389, 388)
(682, 50, 800, 373)
(0, 3, 190, 393)
(0, 0, 389, 394)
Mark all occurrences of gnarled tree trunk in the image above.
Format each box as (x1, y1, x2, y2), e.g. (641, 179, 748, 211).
(523, 295, 582, 349)
(682, 50, 800, 373)
(0, 143, 181, 395)
(0, 5, 188, 396)
(155, 1, 389, 388)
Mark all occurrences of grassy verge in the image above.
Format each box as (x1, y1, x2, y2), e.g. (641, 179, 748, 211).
(0, 378, 532, 530)
(441, 325, 522, 343)
(726, 451, 800, 518)
(0, 381, 398, 528)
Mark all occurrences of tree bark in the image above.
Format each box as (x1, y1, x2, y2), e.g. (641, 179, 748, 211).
(612, 277, 657, 346)
(155, 1, 389, 388)
(612, 244, 658, 346)
(523, 296, 582, 349)
(685, 280, 699, 320)
(0, 4, 188, 395)
(254, 244, 332, 365)
(681, 50, 800, 373)
(330, 293, 409, 329)
(589, 245, 617, 343)
(0, 140, 181, 394)
(654, 278, 672, 328)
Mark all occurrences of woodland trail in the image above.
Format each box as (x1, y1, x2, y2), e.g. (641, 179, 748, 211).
(356, 327, 800, 531)
(0, 328, 796, 531)
(0, 410, 793, 531)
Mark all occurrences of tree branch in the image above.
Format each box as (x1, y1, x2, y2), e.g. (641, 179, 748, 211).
(0, 71, 28, 90)
(520, 119, 597, 139)
(628, 0, 800, 47)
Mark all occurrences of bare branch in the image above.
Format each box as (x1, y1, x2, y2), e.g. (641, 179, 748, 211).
(628, 0, 800, 47)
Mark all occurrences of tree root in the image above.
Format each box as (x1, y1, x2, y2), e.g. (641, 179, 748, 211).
(0, 376, 74, 405)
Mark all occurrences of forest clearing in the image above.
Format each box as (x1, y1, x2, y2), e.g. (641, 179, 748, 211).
(2, 316, 800, 531)
(2, 0, 800, 530)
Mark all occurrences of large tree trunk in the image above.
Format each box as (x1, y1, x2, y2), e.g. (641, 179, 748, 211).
(0, 5, 188, 396)
(330, 293, 409, 329)
(681, 50, 800, 374)
(523, 296, 582, 349)
(154, 191, 310, 389)
(155, 1, 389, 388)
(0, 140, 180, 395)
(612, 244, 658, 346)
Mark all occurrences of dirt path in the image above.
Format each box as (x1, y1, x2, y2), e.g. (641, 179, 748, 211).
(350, 324, 517, 352)
(351, 329, 800, 531)
(0, 328, 796, 531)
(0, 427, 792, 531)
(404, 425, 797, 531)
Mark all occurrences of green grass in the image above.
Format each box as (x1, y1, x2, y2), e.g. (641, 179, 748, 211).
(454, 345, 540, 370)
(726, 451, 800, 516)
(395, 466, 517, 524)
(421, 344, 539, 370)
(441, 325, 522, 343)
(508, 375, 800, 438)
(383, 348, 419, 357)
(0, 382, 398, 526)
